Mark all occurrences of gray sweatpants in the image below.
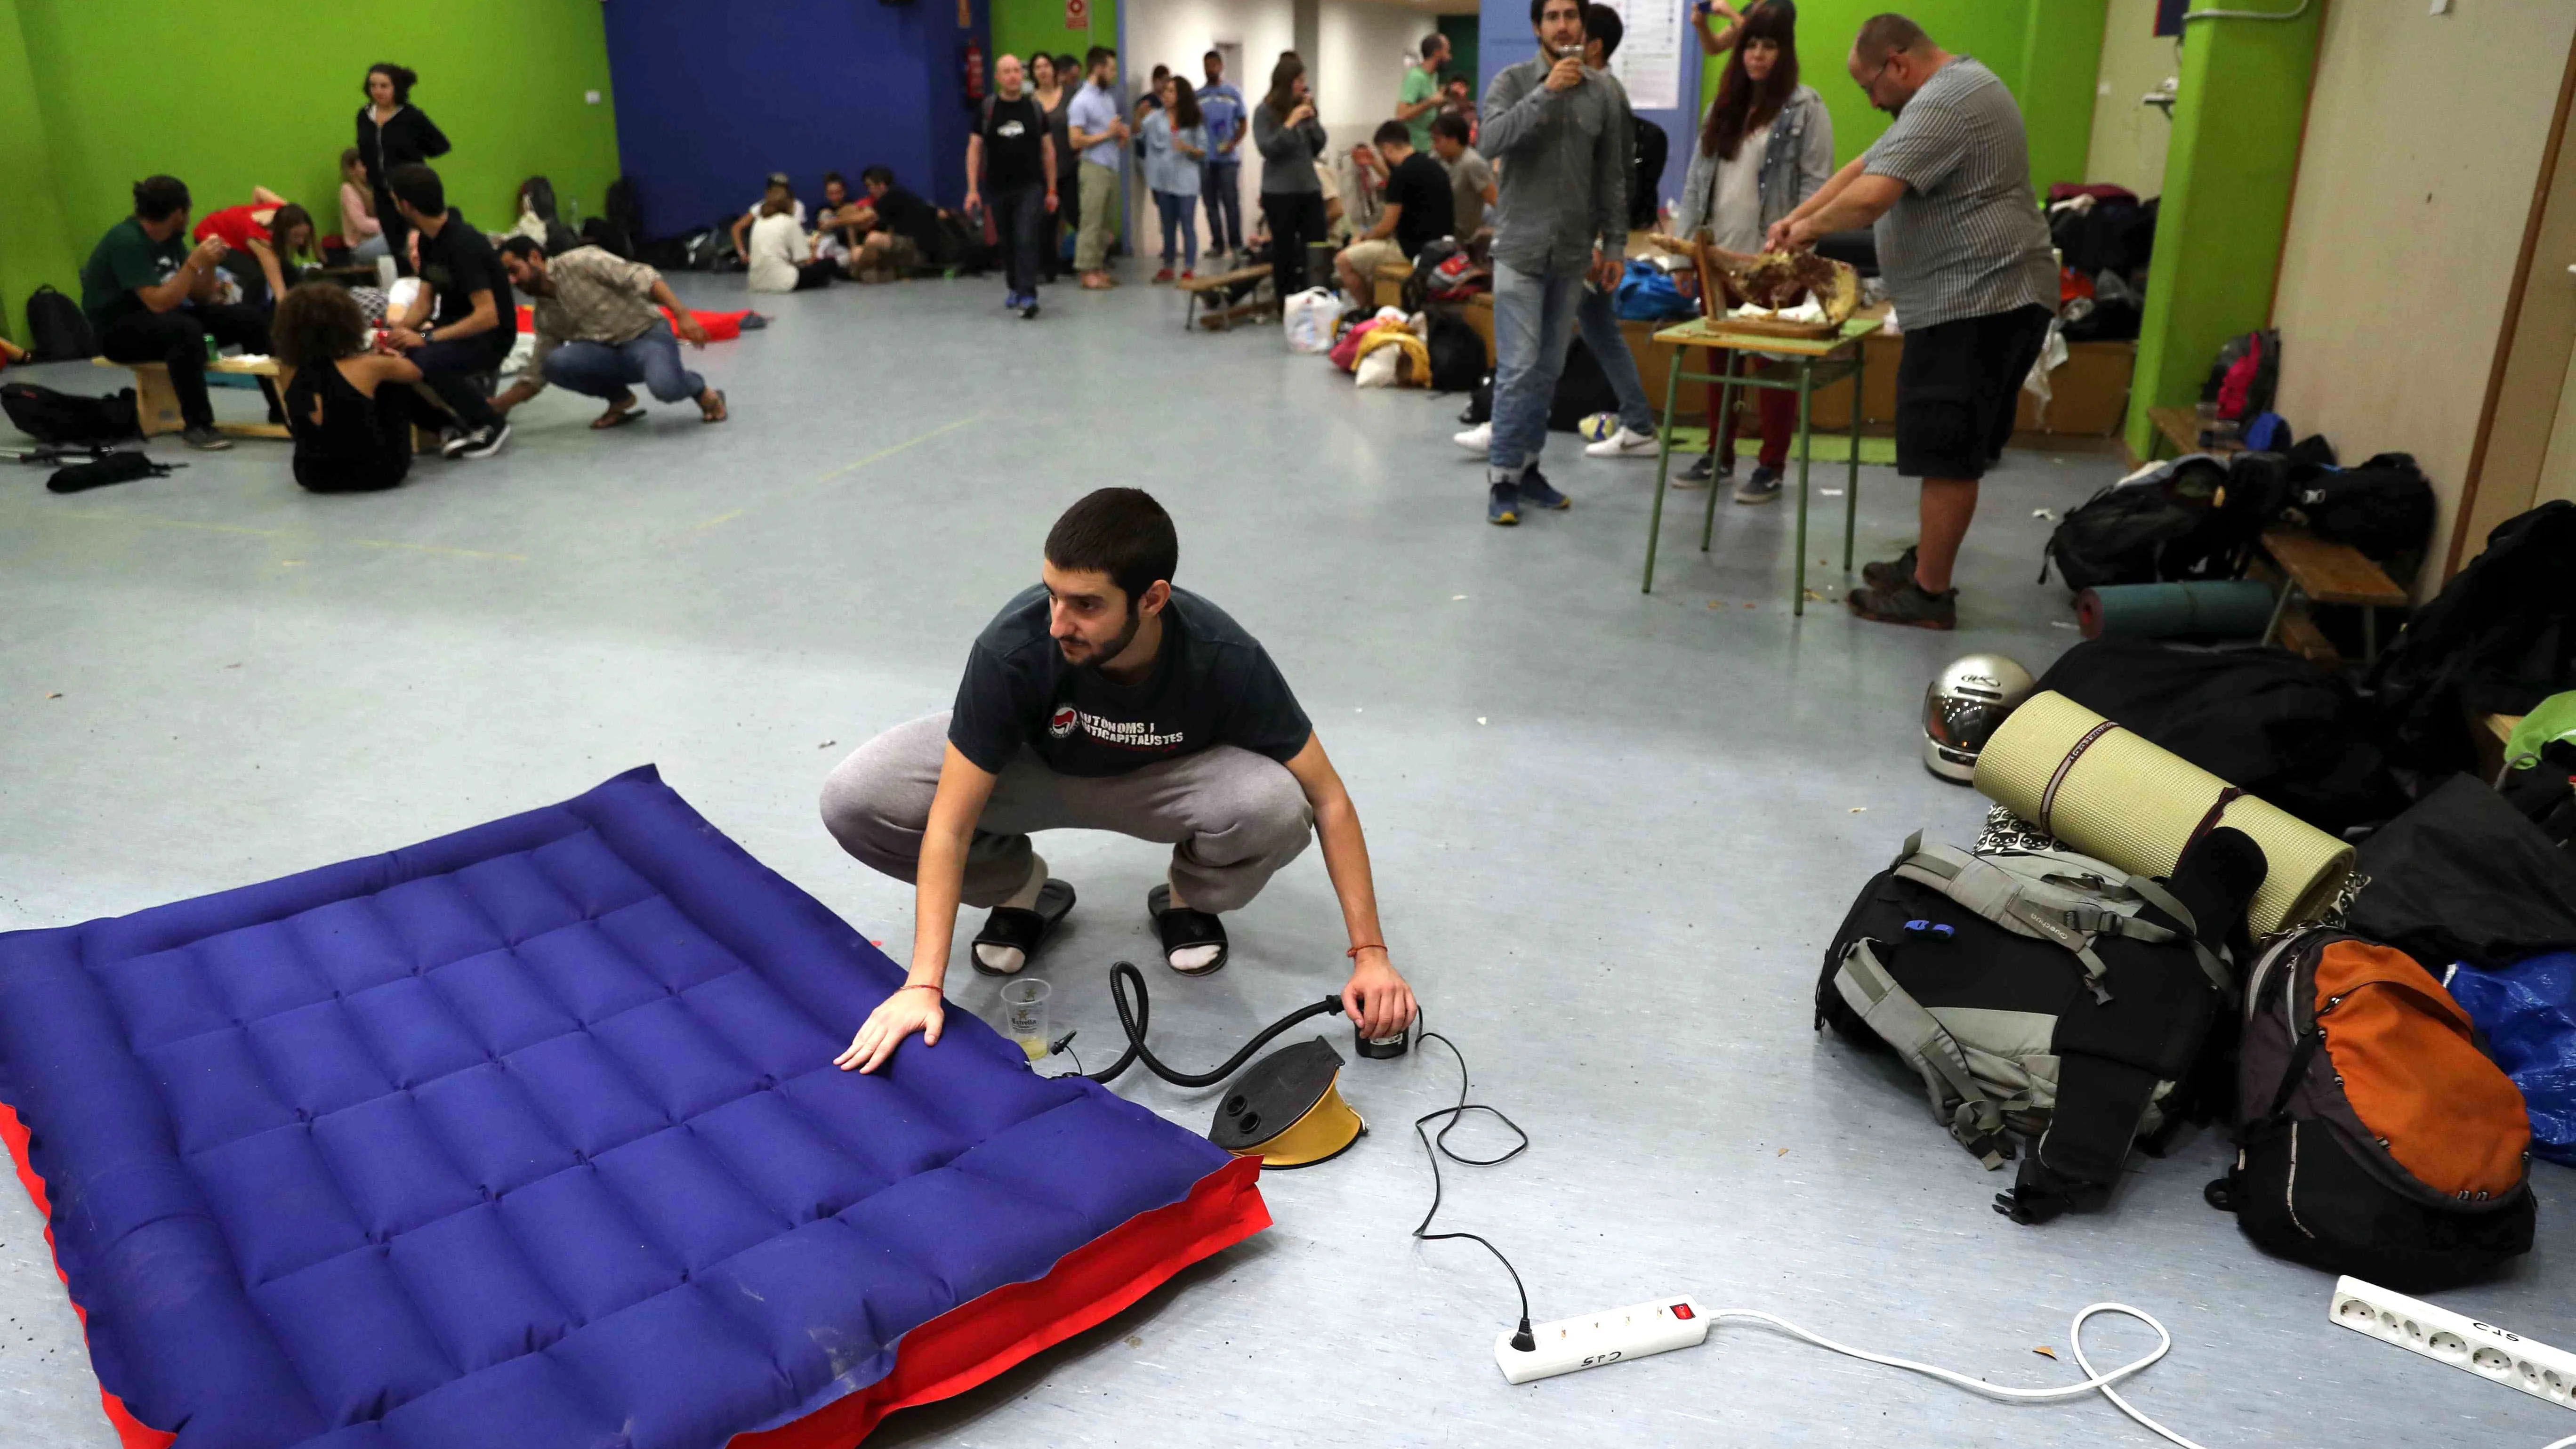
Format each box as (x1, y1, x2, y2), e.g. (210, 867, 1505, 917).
(820, 712, 1316, 912)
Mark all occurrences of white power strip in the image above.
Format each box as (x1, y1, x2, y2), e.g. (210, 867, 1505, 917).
(1493, 1295, 1709, 1384)
(2330, 1276, 2576, 1412)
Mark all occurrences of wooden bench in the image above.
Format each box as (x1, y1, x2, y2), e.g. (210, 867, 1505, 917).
(2257, 525, 2410, 664)
(1177, 265, 1273, 331)
(2148, 403, 2243, 459)
(95, 354, 289, 440)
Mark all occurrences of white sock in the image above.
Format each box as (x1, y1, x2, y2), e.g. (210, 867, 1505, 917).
(1163, 877, 1223, 973)
(973, 855, 1049, 974)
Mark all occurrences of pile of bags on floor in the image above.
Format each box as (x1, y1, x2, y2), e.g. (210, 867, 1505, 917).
(1814, 547, 2576, 1288)
(1285, 295, 1484, 394)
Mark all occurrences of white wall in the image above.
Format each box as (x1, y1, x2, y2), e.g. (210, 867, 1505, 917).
(2084, 0, 2176, 197)
(1317, 0, 1436, 152)
(2268, 0, 2576, 586)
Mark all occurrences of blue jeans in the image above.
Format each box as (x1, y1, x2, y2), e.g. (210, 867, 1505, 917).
(1153, 190, 1199, 270)
(1487, 261, 1656, 478)
(1202, 161, 1243, 253)
(540, 322, 706, 406)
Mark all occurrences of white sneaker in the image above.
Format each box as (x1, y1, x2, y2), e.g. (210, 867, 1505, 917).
(1453, 421, 1492, 456)
(1584, 426, 1661, 459)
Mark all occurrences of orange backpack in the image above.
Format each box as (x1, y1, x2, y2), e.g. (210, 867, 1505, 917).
(2211, 931, 2535, 1289)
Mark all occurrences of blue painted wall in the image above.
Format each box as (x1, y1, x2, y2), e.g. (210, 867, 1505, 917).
(604, 0, 989, 238)
(1476, 0, 1701, 225)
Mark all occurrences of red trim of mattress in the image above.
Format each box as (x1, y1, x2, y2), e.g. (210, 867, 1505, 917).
(731, 1152, 1270, 1449)
(0, 1102, 179, 1449)
(4, 1099, 1267, 1449)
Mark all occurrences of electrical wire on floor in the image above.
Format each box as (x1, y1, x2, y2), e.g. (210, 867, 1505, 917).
(1409, 1021, 1537, 1351)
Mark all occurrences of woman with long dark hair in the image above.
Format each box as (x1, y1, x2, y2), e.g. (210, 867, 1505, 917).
(354, 63, 450, 277)
(1143, 76, 1208, 282)
(1252, 53, 1328, 294)
(272, 281, 432, 493)
(1667, 2, 1831, 499)
(1031, 53, 1073, 281)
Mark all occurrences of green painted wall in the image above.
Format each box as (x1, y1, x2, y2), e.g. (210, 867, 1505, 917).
(1439, 14, 1480, 90)
(2122, 7, 2320, 458)
(0, 0, 618, 343)
(994, 0, 1117, 74)
(0, 0, 74, 346)
(1695, 0, 2103, 189)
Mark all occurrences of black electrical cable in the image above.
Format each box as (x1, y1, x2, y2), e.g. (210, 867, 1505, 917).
(1083, 959, 1343, 1088)
(1411, 1023, 1536, 1352)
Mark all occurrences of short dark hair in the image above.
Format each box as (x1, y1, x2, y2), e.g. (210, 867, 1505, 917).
(822, 169, 847, 190)
(387, 163, 443, 214)
(1372, 119, 1412, 148)
(1086, 44, 1117, 72)
(861, 164, 894, 189)
(1854, 13, 1932, 64)
(132, 175, 190, 222)
(1431, 112, 1472, 145)
(270, 281, 365, 369)
(1046, 488, 1178, 605)
(497, 235, 545, 264)
(1530, 0, 1583, 26)
(364, 63, 418, 104)
(1585, 4, 1624, 60)
(1205, 48, 1223, 62)
(1422, 33, 1446, 59)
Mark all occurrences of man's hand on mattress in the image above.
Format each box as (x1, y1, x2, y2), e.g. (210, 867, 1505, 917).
(837, 986, 944, 1073)
(1341, 951, 1416, 1040)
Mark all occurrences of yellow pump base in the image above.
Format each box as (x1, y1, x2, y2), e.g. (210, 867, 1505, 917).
(1208, 1038, 1367, 1169)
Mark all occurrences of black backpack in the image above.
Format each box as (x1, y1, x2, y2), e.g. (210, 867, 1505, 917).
(2367, 500, 2576, 774)
(25, 286, 95, 362)
(2286, 451, 2435, 569)
(2042, 456, 2235, 590)
(605, 176, 647, 249)
(1426, 314, 1483, 394)
(2, 382, 140, 447)
(1628, 118, 1668, 232)
(1547, 338, 1618, 432)
(579, 216, 635, 260)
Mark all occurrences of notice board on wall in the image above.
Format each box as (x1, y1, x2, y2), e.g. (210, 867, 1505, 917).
(1596, 0, 1683, 110)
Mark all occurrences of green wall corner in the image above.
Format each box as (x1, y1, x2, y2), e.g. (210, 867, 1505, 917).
(0, 0, 76, 346)
(994, 0, 1117, 75)
(2123, 8, 2321, 458)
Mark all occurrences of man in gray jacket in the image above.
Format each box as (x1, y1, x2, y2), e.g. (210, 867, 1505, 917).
(1457, 0, 1661, 527)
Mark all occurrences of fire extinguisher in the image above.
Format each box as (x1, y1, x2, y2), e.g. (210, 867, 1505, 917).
(962, 36, 986, 107)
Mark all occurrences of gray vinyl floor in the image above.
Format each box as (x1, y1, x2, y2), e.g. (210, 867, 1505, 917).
(3, 269, 2569, 1449)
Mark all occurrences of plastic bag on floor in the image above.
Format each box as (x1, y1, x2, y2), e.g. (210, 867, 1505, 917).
(2444, 951, 2576, 1166)
(1282, 287, 1338, 354)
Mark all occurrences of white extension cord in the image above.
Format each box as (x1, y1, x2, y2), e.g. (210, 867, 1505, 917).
(1704, 1302, 2207, 1449)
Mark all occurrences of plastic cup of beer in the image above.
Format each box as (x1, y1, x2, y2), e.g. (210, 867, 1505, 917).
(1000, 980, 1051, 1060)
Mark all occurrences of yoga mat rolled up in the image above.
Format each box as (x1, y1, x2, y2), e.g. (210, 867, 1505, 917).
(2075, 580, 2276, 640)
(1973, 691, 2354, 936)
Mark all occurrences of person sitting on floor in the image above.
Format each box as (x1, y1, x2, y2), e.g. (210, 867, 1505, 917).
(81, 175, 280, 451)
(490, 238, 728, 428)
(381, 162, 515, 460)
(1333, 120, 1456, 304)
(813, 171, 862, 272)
(745, 196, 836, 292)
(821, 486, 1418, 1074)
(192, 188, 318, 311)
(271, 280, 438, 493)
(337, 149, 388, 265)
(848, 165, 947, 282)
(1430, 112, 1496, 241)
(729, 173, 805, 266)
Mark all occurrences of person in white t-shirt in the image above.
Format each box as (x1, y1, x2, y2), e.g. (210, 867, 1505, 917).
(1656, 1, 1832, 501)
(730, 173, 807, 265)
(746, 197, 835, 292)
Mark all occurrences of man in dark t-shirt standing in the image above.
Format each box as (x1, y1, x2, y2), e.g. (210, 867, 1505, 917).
(821, 489, 1418, 1073)
(384, 163, 518, 459)
(966, 53, 1058, 319)
(1330, 120, 1455, 306)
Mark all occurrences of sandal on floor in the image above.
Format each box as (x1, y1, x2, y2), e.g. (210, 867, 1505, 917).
(591, 400, 644, 430)
(1146, 883, 1229, 975)
(969, 878, 1077, 975)
(700, 389, 728, 425)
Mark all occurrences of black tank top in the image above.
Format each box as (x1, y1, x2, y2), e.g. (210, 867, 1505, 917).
(286, 360, 411, 492)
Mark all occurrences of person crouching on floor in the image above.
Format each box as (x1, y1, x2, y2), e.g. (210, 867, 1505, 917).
(489, 238, 728, 429)
(821, 487, 1418, 1072)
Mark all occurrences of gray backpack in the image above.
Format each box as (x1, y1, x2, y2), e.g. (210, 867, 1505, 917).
(1816, 829, 2262, 1223)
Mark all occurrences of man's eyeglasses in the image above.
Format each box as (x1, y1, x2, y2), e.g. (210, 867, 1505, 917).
(1854, 57, 1892, 95)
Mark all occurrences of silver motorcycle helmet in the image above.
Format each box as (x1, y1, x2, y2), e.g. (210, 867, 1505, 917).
(1922, 654, 2036, 783)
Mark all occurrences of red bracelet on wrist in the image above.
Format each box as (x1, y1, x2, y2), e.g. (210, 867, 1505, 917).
(897, 982, 942, 995)
(1345, 943, 1385, 959)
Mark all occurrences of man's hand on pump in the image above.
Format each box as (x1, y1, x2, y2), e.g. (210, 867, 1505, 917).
(1343, 947, 1416, 1038)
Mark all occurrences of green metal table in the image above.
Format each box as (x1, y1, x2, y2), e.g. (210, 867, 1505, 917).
(1641, 315, 1884, 613)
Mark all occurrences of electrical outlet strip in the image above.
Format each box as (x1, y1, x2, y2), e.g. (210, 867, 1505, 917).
(1494, 1296, 1708, 1384)
(2331, 1276, 2576, 1412)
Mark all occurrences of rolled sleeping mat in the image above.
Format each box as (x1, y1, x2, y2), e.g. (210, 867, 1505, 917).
(2074, 580, 2277, 641)
(1972, 690, 2355, 936)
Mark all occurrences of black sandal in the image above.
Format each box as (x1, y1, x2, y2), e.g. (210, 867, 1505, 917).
(970, 878, 1076, 975)
(1146, 883, 1229, 975)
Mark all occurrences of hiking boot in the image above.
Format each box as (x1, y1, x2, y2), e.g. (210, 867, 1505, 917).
(1487, 481, 1520, 526)
(1861, 545, 1920, 594)
(1733, 465, 1782, 505)
(1847, 578, 1958, 630)
(1516, 467, 1569, 512)
(180, 426, 232, 451)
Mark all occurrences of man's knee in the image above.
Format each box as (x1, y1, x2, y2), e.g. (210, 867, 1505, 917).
(818, 715, 949, 869)
(1192, 753, 1314, 861)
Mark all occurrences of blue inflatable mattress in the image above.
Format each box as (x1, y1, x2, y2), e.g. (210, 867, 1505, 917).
(0, 766, 1268, 1449)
